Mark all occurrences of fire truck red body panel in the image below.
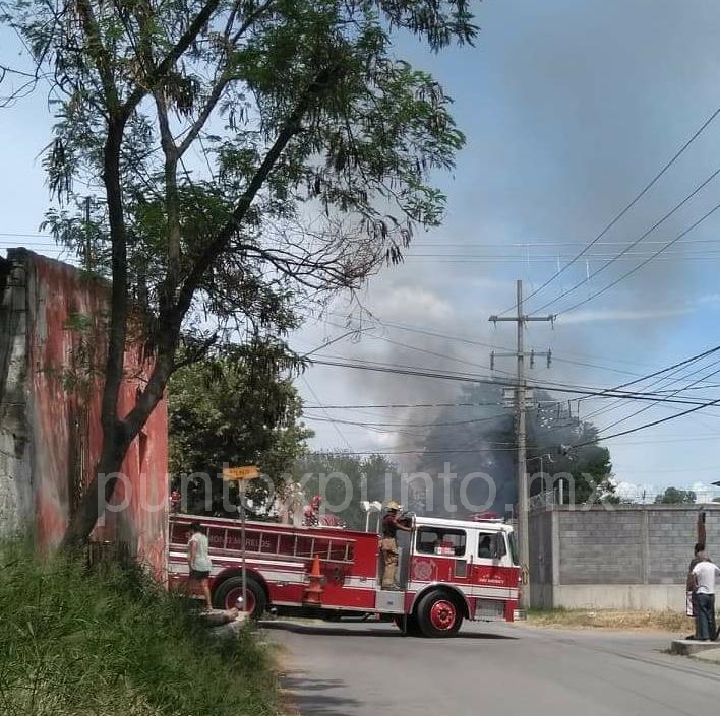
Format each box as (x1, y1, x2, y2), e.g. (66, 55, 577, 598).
(169, 513, 520, 633)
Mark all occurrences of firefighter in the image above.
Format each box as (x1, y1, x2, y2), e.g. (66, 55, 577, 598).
(303, 494, 322, 526)
(380, 501, 412, 590)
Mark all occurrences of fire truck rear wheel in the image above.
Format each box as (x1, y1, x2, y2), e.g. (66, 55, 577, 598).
(212, 576, 266, 618)
(416, 591, 463, 638)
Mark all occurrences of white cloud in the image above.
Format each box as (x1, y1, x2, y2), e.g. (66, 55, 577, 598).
(559, 307, 690, 325)
(374, 286, 454, 323)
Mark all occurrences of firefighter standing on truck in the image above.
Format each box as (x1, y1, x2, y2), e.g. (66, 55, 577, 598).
(381, 501, 411, 590)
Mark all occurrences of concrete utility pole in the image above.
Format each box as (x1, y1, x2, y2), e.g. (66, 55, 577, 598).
(489, 279, 554, 610)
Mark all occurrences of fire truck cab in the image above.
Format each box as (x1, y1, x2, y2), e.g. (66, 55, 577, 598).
(169, 512, 520, 637)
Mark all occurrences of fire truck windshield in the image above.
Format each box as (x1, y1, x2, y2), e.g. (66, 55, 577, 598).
(508, 531, 519, 566)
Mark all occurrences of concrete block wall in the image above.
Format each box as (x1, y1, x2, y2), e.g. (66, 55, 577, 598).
(528, 509, 554, 608)
(558, 509, 645, 585)
(529, 505, 720, 611)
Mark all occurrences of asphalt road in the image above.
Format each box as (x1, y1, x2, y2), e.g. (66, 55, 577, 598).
(266, 620, 720, 716)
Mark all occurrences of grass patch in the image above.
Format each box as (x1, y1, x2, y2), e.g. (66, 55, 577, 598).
(0, 539, 280, 716)
(527, 607, 691, 632)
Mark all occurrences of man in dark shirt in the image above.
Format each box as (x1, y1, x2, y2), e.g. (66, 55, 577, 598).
(381, 501, 412, 589)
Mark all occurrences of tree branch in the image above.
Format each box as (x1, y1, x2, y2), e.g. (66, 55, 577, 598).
(75, 0, 121, 116)
(174, 63, 342, 319)
(177, 0, 277, 158)
(153, 90, 182, 304)
(121, 0, 222, 120)
(177, 74, 230, 157)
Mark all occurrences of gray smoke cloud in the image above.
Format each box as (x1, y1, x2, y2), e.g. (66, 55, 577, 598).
(296, 0, 720, 503)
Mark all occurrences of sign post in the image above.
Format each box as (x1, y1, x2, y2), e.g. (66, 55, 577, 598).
(223, 466, 259, 612)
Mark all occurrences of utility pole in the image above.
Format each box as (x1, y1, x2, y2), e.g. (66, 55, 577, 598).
(489, 279, 554, 610)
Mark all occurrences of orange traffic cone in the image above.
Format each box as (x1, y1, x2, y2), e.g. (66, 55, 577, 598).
(303, 554, 323, 604)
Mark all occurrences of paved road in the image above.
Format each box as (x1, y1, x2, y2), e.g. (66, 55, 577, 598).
(266, 620, 720, 716)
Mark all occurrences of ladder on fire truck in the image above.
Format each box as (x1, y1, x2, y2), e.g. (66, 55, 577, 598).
(200, 520, 357, 565)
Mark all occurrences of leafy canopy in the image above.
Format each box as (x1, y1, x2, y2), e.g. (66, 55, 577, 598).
(1, 0, 477, 543)
(169, 340, 314, 513)
(4, 0, 476, 351)
(654, 486, 697, 505)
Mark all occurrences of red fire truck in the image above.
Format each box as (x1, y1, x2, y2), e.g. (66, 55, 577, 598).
(169, 512, 520, 637)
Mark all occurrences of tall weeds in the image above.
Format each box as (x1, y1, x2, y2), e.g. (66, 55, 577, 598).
(0, 540, 279, 716)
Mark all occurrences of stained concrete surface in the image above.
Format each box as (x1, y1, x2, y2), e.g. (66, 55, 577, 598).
(267, 620, 720, 716)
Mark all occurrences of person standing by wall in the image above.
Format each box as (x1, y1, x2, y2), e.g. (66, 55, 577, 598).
(692, 553, 720, 641)
(187, 521, 213, 610)
(687, 541, 706, 636)
(380, 501, 411, 590)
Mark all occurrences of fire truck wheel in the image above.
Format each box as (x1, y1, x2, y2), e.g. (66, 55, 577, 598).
(416, 591, 463, 638)
(212, 576, 266, 618)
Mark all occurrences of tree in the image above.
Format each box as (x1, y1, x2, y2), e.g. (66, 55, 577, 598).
(527, 402, 614, 506)
(293, 451, 397, 529)
(654, 486, 696, 505)
(169, 339, 313, 514)
(0, 0, 477, 545)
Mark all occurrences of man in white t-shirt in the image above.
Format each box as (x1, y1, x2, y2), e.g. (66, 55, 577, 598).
(692, 556, 720, 641)
(188, 522, 213, 609)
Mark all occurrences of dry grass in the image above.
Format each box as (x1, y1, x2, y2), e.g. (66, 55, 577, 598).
(527, 608, 691, 632)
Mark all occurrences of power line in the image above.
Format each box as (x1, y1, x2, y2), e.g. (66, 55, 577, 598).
(571, 388, 720, 450)
(303, 411, 510, 429)
(301, 376, 355, 453)
(532, 165, 720, 313)
(310, 356, 720, 406)
(498, 103, 720, 316)
(557, 198, 720, 317)
(335, 314, 646, 378)
(595, 358, 720, 436)
(577, 347, 720, 425)
(314, 308, 662, 371)
(303, 401, 515, 409)
(585, 353, 720, 427)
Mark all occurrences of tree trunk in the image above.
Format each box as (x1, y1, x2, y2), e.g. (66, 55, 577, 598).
(61, 431, 129, 548)
(61, 361, 170, 549)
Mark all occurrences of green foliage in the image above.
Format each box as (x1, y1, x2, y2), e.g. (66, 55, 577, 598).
(4, 0, 477, 346)
(169, 339, 313, 512)
(0, 540, 279, 716)
(293, 451, 398, 529)
(654, 486, 697, 504)
(1, 0, 478, 542)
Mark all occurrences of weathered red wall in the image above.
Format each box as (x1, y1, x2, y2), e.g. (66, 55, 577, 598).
(21, 251, 167, 577)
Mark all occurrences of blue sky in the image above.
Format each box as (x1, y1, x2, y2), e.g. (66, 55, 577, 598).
(3, 1, 720, 500)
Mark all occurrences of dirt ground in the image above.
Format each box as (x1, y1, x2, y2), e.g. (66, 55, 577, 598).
(527, 608, 691, 632)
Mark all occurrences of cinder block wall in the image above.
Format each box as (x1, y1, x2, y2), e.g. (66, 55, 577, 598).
(530, 505, 720, 611)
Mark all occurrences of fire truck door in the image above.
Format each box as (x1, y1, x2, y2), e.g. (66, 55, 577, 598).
(472, 530, 510, 592)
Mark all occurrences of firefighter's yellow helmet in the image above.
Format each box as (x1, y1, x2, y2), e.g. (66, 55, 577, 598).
(387, 500, 402, 511)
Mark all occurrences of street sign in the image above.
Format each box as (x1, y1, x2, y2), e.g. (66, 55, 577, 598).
(222, 465, 260, 481)
(221, 465, 260, 614)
